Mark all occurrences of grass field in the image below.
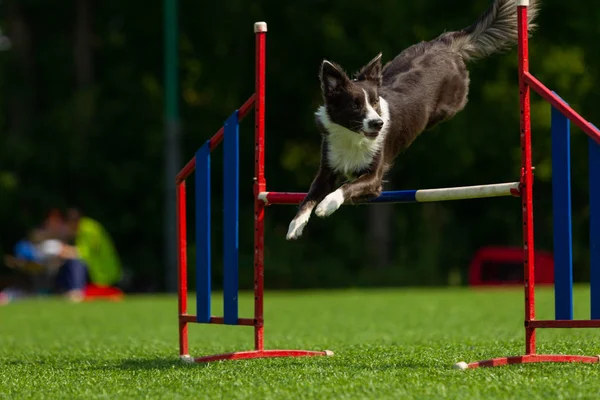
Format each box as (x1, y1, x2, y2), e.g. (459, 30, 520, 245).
(2, 286, 600, 399)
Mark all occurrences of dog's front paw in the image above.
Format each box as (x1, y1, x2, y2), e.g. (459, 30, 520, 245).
(286, 210, 311, 240)
(315, 189, 345, 218)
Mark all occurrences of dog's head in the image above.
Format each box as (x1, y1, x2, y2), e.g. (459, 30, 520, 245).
(319, 53, 384, 138)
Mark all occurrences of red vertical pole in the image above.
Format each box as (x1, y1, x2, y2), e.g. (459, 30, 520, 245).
(253, 21, 267, 352)
(518, 1, 536, 355)
(177, 180, 189, 356)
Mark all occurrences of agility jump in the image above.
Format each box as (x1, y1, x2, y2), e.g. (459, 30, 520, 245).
(174, 21, 521, 363)
(176, 3, 600, 366)
(176, 22, 333, 362)
(455, 0, 600, 369)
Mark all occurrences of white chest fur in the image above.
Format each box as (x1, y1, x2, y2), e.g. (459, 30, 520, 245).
(315, 97, 389, 177)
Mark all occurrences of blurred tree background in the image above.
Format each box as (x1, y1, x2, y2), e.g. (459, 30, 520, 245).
(1, 0, 598, 291)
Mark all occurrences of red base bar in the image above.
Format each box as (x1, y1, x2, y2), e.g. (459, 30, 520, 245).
(527, 319, 600, 328)
(458, 354, 600, 369)
(182, 349, 334, 363)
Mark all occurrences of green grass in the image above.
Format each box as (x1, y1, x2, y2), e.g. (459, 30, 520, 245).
(2, 286, 600, 399)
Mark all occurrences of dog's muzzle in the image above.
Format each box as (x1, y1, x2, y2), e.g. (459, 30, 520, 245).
(363, 119, 384, 138)
(368, 119, 384, 130)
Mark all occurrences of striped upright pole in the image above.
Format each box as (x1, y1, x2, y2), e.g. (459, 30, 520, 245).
(175, 21, 332, 363)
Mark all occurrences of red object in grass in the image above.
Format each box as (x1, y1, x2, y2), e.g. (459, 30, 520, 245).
(83, 283, 124, 301)
(462, 354, 600, 369)
(468, 246, 554, 287)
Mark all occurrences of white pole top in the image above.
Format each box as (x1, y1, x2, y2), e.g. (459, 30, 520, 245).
(517, 0, 529, 5)
(254, 22, 267, 33)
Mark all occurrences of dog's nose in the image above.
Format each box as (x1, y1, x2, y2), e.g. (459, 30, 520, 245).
(368, 119, 384, 130)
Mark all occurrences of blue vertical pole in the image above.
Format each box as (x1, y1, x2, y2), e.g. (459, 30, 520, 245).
(196, 141, 211, 323)
(590, 132, 600, 319)
(223, 111, 240, 325)
(551, 99, 574, 320)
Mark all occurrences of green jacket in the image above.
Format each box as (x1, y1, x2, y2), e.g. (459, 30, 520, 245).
(75, 217, 123, 286)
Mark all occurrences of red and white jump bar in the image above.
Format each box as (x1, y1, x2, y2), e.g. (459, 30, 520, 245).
(258, 182, 521, 205)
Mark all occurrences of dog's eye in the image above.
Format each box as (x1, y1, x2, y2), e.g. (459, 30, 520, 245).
(352, 101, 360, 110)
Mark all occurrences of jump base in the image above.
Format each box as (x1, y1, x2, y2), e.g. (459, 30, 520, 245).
(181, 349, 334, 363)
(457, 354, 600, 369)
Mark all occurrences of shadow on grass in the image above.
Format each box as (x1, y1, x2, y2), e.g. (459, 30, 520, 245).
(1, 357, 206, 371)
(105, 357, 433, 371)
(283, 359, 433, 370)
(2, 354, 440, 372)
(110, 358, 211, 370)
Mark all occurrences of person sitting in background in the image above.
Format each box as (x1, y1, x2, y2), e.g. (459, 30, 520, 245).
(64, 208, 123, 288)
(2, 208, 125, 305)
(3, 228, 89, 303)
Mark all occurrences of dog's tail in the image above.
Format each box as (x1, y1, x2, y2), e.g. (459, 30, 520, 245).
(447, 0, 540, 61)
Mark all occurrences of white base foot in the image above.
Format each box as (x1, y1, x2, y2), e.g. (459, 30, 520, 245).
(180, 354, 194, 363)
(453, 361, 469, 370)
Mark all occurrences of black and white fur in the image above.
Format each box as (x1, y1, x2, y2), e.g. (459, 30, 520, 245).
(287, 0, 539, 240)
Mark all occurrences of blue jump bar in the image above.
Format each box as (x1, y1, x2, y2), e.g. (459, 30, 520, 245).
(590, 132, 600, 319)
(195, 141, 212, 323)
(551, 97, 574, 320)
(223, 111, 240, 325)
(259, 182, 520, 205)
(370, 190, 417, 203)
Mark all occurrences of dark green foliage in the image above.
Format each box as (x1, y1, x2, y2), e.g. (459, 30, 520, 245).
(1, 0, 598, 289)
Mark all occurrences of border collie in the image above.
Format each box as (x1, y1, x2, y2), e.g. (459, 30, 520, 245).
(287, 0, 540, 240)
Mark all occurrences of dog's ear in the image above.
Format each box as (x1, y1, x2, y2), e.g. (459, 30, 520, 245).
(356, 53, 383, 86)
(320, 60, 350, 96)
